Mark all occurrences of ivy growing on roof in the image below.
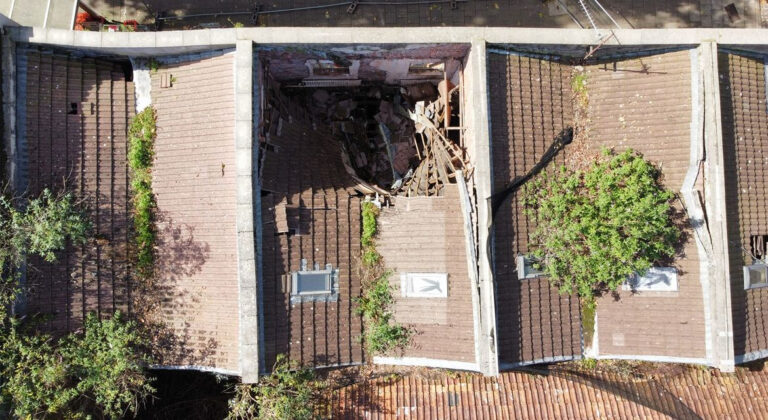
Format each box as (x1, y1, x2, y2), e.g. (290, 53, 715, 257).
(354, 201, 411, 355)
(128, 106, 158, 282)
(523, 149, 681, 305)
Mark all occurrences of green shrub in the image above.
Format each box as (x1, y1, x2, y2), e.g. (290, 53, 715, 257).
(16, 189, 90, 263)
(128, 107, 158, 281)
(0, 313, 155, 418)
(579, 358, 598, 370)
(227, 354, 323, 420)
(0, 322, 75, 417)
(524, 149, 680, 303)
(60, 312, 156, 418)
(361, 202, 379, 251)
(148, 58, 160, 73)
(354, 201, 411, 355)
(355, 272, 411, 354)
(0, 189, 90, 322)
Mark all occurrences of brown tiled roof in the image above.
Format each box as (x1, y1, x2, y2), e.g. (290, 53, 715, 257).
(328, 367, 768, 419)
(488, 53, 582, 366)
(21, 49, 134, 333)
(719, 52, 768, 358)
(586, 50, 707, 360)
(260, 84, 364, 370)
(376, 185, 476, 364)
(150, 52, 239, 372)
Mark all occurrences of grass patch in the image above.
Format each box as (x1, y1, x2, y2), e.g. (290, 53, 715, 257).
(354, 201, 411, 355)
(128, 107, 157, 281)
(571, 71, 588, 108)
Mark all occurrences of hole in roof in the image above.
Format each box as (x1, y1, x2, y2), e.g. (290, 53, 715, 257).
(257, 44, 471, 197)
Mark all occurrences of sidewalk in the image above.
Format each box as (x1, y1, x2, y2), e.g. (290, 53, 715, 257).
(85, 0, 763, 29)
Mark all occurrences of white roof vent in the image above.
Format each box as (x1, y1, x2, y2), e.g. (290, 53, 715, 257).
(624, 267, 678, 292)
(744, 263, 768, 290)
(517, 254, 545, 280)
(400, 273, 448, 298)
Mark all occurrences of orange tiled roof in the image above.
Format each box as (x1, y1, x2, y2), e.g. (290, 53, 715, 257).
(329, 367, 768, 419)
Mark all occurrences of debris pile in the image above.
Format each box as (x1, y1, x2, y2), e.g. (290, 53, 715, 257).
(300, 78, 468, 197)
(400, 79, 467, 196)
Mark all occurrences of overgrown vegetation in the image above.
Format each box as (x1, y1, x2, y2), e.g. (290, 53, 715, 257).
(579, 357, 598, 370)
(571, 70, 588, 109)
(227, 354, 324, 420)
(354, 201, 411, 355)
(0, 189, 91, 321)
(227, 18, 245, 28)
(148, 58, 160, 73)
(128, 107, 158, 281)
(361, 201, 380, 267)
(0, 111, 158, 419)
(524, 149, 680, 304)
(0, 313, 155, 418)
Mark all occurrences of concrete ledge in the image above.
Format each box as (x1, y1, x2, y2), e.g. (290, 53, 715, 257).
(700, 41, 736, 373)
(373, 356, 479, 372)
(468, 38, 499, 377)
(234, 39, 259, 383)
(8, 27, 768, 57)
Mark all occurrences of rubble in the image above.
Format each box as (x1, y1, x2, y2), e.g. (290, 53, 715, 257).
(266, 68, 469, 197)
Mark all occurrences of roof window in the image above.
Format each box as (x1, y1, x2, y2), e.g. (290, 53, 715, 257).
(517, 254, 545, 280)
(624, 267, 678, 292)
(290, 259, 339, 303)
(744, 263, 768, 290)
(400, 273, 448, 298)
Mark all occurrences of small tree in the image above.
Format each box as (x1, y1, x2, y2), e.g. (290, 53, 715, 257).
(60, 312, 156, 418)
(227, 354, 324, 420)
(524, 149, 680, 303)
(0, 188, 91, 321)
(0, 313, 155, 418)
(0, 322, 76, 417)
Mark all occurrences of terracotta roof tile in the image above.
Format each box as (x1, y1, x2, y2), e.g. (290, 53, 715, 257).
(260, 82, 364, 370)
(375, 185, 476, 364)
(149, 52, 239, 372)
(488, 49, 709, 362)
(330, 367, 768, 419)
(720, 52, 768, 358)
(488, 52, 583, 366)
(586, 50, 707, 360)
(21, 49, 134, 333)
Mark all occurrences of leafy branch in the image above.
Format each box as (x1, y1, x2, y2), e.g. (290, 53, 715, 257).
(524, 149, 681, 304)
